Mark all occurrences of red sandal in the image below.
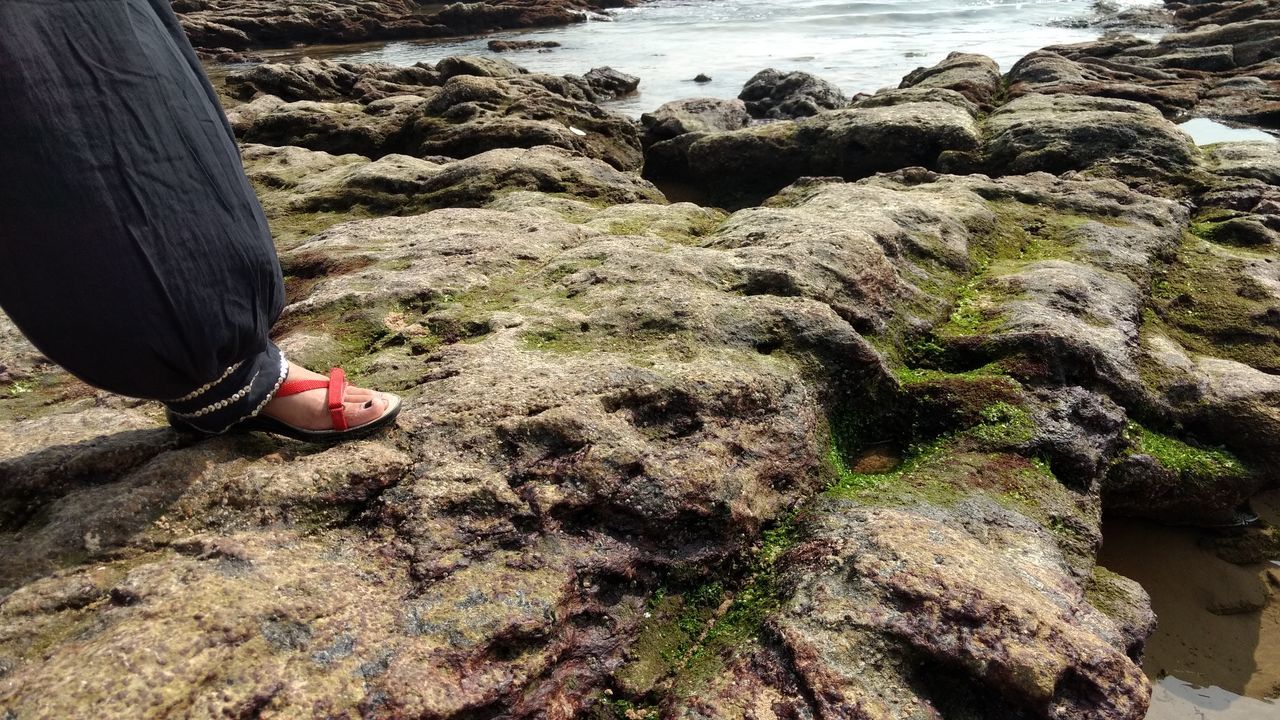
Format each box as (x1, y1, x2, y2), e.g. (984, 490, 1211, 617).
(238, 367, 402, 442)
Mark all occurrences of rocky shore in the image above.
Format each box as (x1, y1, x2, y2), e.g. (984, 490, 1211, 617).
(177, 0, 635, 61)
(2, 1, 1279, 718)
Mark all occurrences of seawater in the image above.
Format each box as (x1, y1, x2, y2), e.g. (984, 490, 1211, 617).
(308, 0, 1164, 115)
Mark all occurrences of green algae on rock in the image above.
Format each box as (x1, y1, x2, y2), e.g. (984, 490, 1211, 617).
(6, 9, 1280, 714)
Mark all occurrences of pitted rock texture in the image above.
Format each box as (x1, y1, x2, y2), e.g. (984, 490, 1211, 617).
(7, 158, 1267, 718)
(6, 4, 1280, 716)
(1005, 1, 1280, 128)
(225, 58, 644, 171)
(737, 68, 849, 119)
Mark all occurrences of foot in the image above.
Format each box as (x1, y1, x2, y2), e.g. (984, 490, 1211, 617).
(260, 362, 392, 431)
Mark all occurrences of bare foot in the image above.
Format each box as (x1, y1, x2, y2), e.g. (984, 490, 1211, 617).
(260, 363, 391, 431)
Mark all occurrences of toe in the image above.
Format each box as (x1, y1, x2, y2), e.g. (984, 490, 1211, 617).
(341, 392, 388, 428)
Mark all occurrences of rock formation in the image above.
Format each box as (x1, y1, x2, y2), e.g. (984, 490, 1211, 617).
(175, 0, 639, 57)
(3, 1, 1280, 718)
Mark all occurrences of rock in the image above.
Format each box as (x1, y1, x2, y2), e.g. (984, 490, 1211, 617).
(582, 66, 640, 98)
(900, 52, 1003, 110)
(1087, 565, 1157, 659)
(680, 101, 980, 204)
(1006, 49, 1203, 117)
(1052, 1, 1175, 31)
(640, 131, 707, 180)
(239, 144, 663, 248)
(224, 59, 441, 102)
(436, 54, 529, 80)
(1104, 449, 1255, 525)
(403, 145, 665, 208)
(230, 69, 645, 171)
(640, 98, 750, 145)
(235, 96, 426, 158)
(766, 499, 1149, 719)
(1115, 45, 1238, 72)
(693, 73, 712, 83)
(429, 0, 613, 36)
(978, 94, 1198, 179)
(853, 86, 981, 115)
(1208, 141, 1280, 185)
(175, 0, 634, 53)
(1, 163, 1213, 717)
(176, 0, 437, 51)
(0, 314, 47, 386)
(487, 39, 561, 52)
(13, 4, 1280, 701)
(1006, 3, 1280, 129)
(738, 68, 848, 119)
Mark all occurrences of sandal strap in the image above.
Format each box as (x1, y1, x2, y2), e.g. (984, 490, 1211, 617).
(273, 367, 350, 432)
(328, 367, 348, 432)
(275, 378, 329, 398)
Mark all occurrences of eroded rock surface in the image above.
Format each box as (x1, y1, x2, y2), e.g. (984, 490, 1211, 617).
(176, 0, 636, 56)
(5, 3, 1280, 718)
(226, 58, 644, 171)
(10, 156, 1266, 717)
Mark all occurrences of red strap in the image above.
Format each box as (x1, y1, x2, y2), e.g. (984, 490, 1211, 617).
(328, 367, 348, 431)
(275, 378, 329, 398)
(275, 367, 350, 431)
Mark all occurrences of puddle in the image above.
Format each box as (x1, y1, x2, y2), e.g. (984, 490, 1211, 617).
(1098, 490, 1280, 718)
(1148, 677, 1279, 719)
(1179, 118, 1278, 146)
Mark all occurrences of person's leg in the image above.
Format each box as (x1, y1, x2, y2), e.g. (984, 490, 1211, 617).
(0, 0, 392, 434)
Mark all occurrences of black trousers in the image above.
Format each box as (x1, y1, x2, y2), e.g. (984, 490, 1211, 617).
(0, 0, 286, 432)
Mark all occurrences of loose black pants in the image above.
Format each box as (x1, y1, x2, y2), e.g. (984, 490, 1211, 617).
(0, 0, 286, 432)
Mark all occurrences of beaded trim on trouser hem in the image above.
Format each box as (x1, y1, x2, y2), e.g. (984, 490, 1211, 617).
(162, 345, 288, 434)
(169, 360, 244, 403)
(231, 352, 289, 426)
(169, 372, 260, 418)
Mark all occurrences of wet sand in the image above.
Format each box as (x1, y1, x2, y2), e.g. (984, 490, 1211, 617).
(1099, 490, 1280, 718)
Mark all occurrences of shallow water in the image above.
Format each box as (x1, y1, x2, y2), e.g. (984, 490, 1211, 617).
(306, 0, 1164, 115)
(1099, 490, 1280, 719)
(1179, 118, 1279, 146)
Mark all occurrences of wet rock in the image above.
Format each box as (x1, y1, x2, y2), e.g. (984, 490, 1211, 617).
(1104, 449, 1254, 526)
(769, 498, 1149, 719)
(640, 98, 750, 145)
(230, 69, 644, 170)
(681, 100, 980, 204)
(436, 54, 529, 80)
(1006, 49, 1202, 117)
(225, 59, 442, 102)
(239, 144, 662, 248)
(1208, 141, 1280, 185)
(1052, 1, 1174, 31)
(176, 0, 437, 52)
(487, 39, 561, 53)
(978, 94, 1198, 179)
(899, 51, 1003, 110)
(1007, 2, 1280, 129)
(1087, 565, 1156, 660)
(582, 66, 640, 98)
(737, 68, 848, 119)
(176, 0, 634, 53)
(693, 73, 712, 83)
